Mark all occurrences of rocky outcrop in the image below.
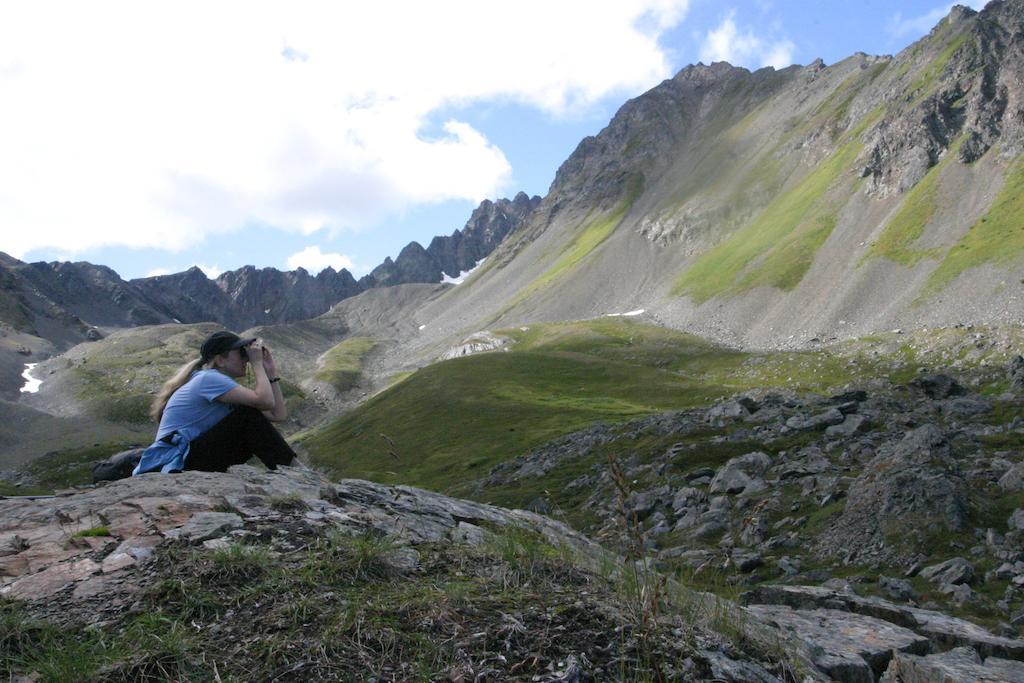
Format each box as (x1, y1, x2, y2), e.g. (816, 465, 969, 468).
(214, 264, 362, 327)
(881, 646, 1024, 682)
(0, 466, 817, 681)
(816, 424, 968, 565)
(7, 463, 1024, 681)
(861, 2, 1024, 196)
(0, 466, 607, 605)
(479, 364, 1024, 637)
(359, 192, 540, 288)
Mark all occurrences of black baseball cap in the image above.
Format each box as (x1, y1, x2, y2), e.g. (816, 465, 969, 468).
(200, 331, 256, 363)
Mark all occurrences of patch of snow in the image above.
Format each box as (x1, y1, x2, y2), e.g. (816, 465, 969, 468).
(418, 324, 426, 331)
(441, 258, 485, 285)
(604, 309, 646, 318)
(20, 363, 41, 393)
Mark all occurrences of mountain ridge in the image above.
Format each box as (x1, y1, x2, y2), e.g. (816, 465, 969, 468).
(403, 0, 1024, 355)
(0, 192, 539, 394)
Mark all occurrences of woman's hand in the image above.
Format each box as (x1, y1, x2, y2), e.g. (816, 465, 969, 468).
(261, 344, 278, 377)
(246, 340, 265, 367)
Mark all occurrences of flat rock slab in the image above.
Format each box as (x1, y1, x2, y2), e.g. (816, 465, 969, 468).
(699, 649, 782, 682)
(0, 466, 611, 604)
(746, 604, 929, 683)
(163, 511, 243, 543)
(881, 646, 1024, 683)
(743, 584, 1024, 660)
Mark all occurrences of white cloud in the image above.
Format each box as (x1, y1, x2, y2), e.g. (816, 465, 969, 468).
(699, 10, 794, 69)
(888, 1, 988, 39)
(0, 1, 690, 259)
(286, 246, 355, 274)
(762, 40, 796, 69)
(196, 264, 222, 279)
(145, 267, 172, 277)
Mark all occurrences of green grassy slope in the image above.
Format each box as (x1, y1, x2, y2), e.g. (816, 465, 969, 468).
(923, 155, 1024, 294)
(674, 138, 861, 303)
(298, 319, 911, 496)
(313, 336, 376, 391)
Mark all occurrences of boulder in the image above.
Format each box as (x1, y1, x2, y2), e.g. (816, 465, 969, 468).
(909, 374, 965, 399)
(742, 584, 1024, 660)
(920, 557, 974, 586)
(880, 646, 1024, 683)
(731, 549, 764, 572)
(826, 414, 870, 438)
(786, 408, 845, 431)
(1009, 509, 1024, 530)
(1001, 465, 1024, 493)
(879, 576, 918, 602)
(699, 649, 782, 683)
(944, 397, 993, 417)
(164, 511, 244, 543)
(625, 485, 670, 519)
(707, 399, 755, 421)
(0, 466, 613, 605)
(670, 486, 706, 511)
(1009, 356, 1024, 393)
(746, 604, 929, 682)
(710, 452, 772, 495)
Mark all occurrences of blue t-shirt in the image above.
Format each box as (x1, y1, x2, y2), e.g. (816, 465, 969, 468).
(133, 369, 240, 474)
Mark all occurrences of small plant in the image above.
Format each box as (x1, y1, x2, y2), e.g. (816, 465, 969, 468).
(267, 492, 307, 512)
(72, 525, 111, 538)
(1, 600, 108, 682)
(481, 525, 560, 589)
(300, 530, 401, 584)
(607, 452, 668, 682)
(207, 543, 273, 583)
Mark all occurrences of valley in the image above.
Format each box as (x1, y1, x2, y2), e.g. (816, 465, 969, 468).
(5, 2, 1024, 679)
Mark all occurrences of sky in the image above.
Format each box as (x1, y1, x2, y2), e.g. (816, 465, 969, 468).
(0, 0, 988, 281)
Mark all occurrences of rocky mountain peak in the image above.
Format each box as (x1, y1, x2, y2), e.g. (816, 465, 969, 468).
(359, 193, 540, 289)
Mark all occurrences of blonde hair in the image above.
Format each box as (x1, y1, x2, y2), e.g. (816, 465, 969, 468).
(150, 357, 207, 422)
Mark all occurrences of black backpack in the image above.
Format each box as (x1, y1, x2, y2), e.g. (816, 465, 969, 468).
(92, 447, 145, 482)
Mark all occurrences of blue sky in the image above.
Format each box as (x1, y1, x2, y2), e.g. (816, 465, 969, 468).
(0, 0, 985, 281)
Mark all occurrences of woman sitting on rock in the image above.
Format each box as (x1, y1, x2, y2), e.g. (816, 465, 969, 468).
(133, 331, 299, 475)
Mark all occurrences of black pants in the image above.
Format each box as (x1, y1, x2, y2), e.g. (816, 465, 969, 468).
(184, 406, 297, 472)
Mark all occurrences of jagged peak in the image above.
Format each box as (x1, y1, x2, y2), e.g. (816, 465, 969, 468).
(947, 3, 978, 26)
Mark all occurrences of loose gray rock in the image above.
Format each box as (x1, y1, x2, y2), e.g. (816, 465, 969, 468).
(920, 557, 974, 586)
(699, 649, 782, 682)
(746, 604, 929, 682)
(707, 399, 755, 421)
(710, 452, 772, 495)
(880, 646, 1024, 683)
(1010, 509, 1024, 531)
(742, 584, 1024, 660)
(1009, 356, 1024, 394)
(164, 512, 244, 543)
(786, 408, 845, 431)
(1001, 465, 1024, 492)
(879, 576, 918, 602)
(731, 549, 764, 572)
(826, 414, 870, 438)
(909, 374, 965, 399)
(945, 397, 993, 417)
